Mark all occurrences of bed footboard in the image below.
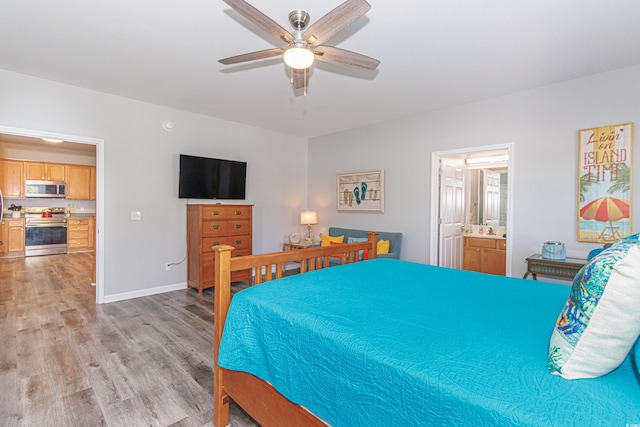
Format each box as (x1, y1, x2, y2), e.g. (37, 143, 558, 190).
(213, 232, 378, 427)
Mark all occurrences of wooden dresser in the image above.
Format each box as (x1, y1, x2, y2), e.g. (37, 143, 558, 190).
(187, 204, 253, 294)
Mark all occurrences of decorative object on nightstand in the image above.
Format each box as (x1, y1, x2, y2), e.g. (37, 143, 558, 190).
(542, 241, 566, 260)
(289, 233, 301, 244)
(300, 210, 318, 244)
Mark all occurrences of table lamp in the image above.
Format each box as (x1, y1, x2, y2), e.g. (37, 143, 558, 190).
(300, 210, 318, 244)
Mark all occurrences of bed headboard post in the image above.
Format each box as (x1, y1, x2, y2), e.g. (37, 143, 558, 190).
(214, 244, 235, 427)
(367, 231, 378, 259)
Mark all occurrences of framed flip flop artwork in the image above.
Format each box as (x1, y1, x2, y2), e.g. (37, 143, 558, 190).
(336, 169, 384, 213)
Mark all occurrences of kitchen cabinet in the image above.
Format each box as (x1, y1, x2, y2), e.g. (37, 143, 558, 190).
(463, 236, 506, 276)
(90, 166, 96, 200)
(0, 219, 25, 257)
(187, 204, 253, 294)
(66, 165, 93, 200)
(25, 161, 66, 181)
(0, 159, 25, 199)
(67, 218, 91, 252)
(0, 221, 5, 255)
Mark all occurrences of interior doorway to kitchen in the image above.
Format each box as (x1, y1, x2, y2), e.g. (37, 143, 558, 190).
(429, 143, 514, 276)
(0, 125, 104, 303)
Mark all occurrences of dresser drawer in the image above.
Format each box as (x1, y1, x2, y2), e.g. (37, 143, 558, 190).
(225, 220, 250, 236)
(202, 220, 231, 236)
(201, 220, 250, 237)
(203, 235, 251, 252)
(201, 207, 229, 220)
(227, 206, 251, 219)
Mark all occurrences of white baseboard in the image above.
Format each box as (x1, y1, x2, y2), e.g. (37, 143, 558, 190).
(102, 281, 187, 304)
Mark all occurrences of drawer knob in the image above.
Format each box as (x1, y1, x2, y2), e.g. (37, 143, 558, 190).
(212, 225, 220, 230)
(234, 211, 241, 215)
(235, 240, 242, 245)
(212, 211, 220, 216)
(235, 224, 242, 229)
(212, 242, 220, 247)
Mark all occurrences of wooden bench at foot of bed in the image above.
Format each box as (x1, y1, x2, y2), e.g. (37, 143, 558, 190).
(213, 232, 378, 427)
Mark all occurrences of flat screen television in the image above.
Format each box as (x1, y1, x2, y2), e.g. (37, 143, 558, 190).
(179, 154, 247, 200)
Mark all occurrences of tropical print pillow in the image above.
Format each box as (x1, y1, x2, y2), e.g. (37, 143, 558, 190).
(548, 238, 640, 379)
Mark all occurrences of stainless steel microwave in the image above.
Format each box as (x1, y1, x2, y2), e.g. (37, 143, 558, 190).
(25, 180, 66, 198)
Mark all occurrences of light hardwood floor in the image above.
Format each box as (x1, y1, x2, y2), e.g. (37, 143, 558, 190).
(0, 253, 258, 426)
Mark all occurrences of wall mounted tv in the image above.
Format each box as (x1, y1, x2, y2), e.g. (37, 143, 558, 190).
(179, 154, 247, 200)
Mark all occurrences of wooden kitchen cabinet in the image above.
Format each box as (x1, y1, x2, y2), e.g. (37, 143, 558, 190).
(67, 218, 91, 252)
(463, 236, 506, 276)
(187, 204, 253, 294)
(0, 219, 25, 257)
(0, 221, 5, 255)
(25, 161, 66, 181)
(0, 159, 25, 199)
(66, 165, 93, 200)
(90, 166, 96, 200)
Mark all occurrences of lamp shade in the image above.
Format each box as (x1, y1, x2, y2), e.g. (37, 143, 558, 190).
(300, 210, 318, 225)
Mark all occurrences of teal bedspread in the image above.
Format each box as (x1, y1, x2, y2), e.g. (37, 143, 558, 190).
(218, 259, 640, 426)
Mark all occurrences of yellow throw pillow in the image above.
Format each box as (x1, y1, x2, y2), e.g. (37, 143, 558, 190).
(321, 234, 344, 247)
(377, 239, 390, 254)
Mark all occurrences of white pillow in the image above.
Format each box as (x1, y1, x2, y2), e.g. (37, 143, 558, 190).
(548, 237, 640, 379)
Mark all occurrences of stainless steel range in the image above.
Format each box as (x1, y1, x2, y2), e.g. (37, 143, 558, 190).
(24, 207, 68, 256)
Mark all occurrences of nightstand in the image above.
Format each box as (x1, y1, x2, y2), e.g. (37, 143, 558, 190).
(283, 242, 312, 251)
(523, 254, 587, 281)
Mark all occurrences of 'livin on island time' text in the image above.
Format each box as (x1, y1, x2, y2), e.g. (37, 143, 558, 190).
(583, 128, 628, 182)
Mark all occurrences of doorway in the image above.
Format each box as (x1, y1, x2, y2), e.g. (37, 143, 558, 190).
(429, 143, 514, 276)
(0, 125, 104, 303)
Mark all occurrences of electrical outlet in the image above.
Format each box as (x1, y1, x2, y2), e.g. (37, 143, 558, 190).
(165, 262, 171, 271)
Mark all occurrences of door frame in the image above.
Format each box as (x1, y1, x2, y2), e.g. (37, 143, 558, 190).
(429, 142, 515, 276)
(0, 125, 105, 303)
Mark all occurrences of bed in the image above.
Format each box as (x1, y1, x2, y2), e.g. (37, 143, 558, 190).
(213, 235, 640, 426)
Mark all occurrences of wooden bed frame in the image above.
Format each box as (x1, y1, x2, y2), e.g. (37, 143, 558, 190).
(213, 232, 378, 427)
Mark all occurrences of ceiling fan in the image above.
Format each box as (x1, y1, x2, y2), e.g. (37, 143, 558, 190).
(219, 0, 380, 94)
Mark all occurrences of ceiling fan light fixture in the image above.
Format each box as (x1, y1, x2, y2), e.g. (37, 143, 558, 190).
(284, 44, 315, 70)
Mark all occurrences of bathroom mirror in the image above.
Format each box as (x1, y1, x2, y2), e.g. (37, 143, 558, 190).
(468, 168, 508, 227)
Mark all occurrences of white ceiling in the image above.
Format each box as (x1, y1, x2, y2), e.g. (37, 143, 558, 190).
(1, 0, 640, 139)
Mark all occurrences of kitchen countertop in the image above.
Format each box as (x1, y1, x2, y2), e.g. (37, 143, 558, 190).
(68, 213, 96, 219)
(2, 212, 95, 219)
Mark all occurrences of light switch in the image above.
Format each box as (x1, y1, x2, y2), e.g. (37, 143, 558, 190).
(131, 211, 141, 221)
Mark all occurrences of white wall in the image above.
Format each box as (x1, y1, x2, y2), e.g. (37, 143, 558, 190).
(308, 65, 640, 278)
(0, 69, 308, 299)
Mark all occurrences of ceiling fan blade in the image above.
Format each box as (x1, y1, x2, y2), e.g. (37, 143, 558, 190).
(304, 0, 371, 46)
(314, 45, 379, 70)
(224, 0, 294, 43)
(219, 47, 284, 65)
